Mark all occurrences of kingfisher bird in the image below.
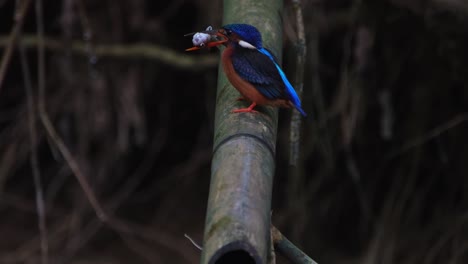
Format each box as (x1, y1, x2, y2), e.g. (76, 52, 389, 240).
(187, 24, 307, 117)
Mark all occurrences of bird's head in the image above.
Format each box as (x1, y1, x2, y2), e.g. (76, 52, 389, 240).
(186, 23, 263, 51)
(219, 24, 263, 49)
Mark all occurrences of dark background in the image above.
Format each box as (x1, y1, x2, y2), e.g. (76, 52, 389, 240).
(0, 0, 467, 263)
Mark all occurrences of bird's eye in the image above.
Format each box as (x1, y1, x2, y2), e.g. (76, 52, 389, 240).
(226, 29, 232, 35)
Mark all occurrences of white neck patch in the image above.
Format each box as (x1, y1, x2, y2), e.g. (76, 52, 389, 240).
(238, 40, 257, 49)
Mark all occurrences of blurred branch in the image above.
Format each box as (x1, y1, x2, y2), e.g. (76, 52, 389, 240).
(20, 32, 49, 264)
(271, 226, 318, 264)
(388, 113, 468, 158)
(32, 1, 49, 263)
(286, 0, 313, 245)
(35, 2, 108, 223)
(0, 34, 218, 69)
(38, 97, 109, 222)
(389, 0, 468, 16)
(0, 0, 32, 93)
(289, 0, 306, 166)
(306, 2, 335, 172)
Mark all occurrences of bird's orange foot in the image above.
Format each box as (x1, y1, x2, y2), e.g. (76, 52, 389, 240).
(232, 102, 258, 113)
(232, 108, 258, 113)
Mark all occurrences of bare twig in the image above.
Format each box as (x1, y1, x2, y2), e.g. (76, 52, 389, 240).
(20, 2, 48, 262)
(269, 221, 277, 264)
(0, 34, 218, 69)
(0, 0, 32, 93)
(388, 113, 468, 158)
(38, 108, 109, 221)
(184, 233, 203, 251)
(286, 0, 309, 242)
(289, 0, 307, 166)
(271, 225, 318, 264)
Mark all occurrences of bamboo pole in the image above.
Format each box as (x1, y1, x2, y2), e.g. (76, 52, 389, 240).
(201, 0, 283, 263)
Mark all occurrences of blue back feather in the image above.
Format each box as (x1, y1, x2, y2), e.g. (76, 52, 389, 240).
(224, 24, 307, 117)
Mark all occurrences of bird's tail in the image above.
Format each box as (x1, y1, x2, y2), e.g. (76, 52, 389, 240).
(288, 101, 309, 119)
(295, 105, 307, 117)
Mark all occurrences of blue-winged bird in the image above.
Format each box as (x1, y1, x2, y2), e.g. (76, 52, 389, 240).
(187, 24, 306, 116)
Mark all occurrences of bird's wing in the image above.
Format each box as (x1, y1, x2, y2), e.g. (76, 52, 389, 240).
(231, 48, 287, 100)
(257, 48, 302, 109)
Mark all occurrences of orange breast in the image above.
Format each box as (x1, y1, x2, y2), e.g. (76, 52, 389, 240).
(221, 47, 270, 105)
